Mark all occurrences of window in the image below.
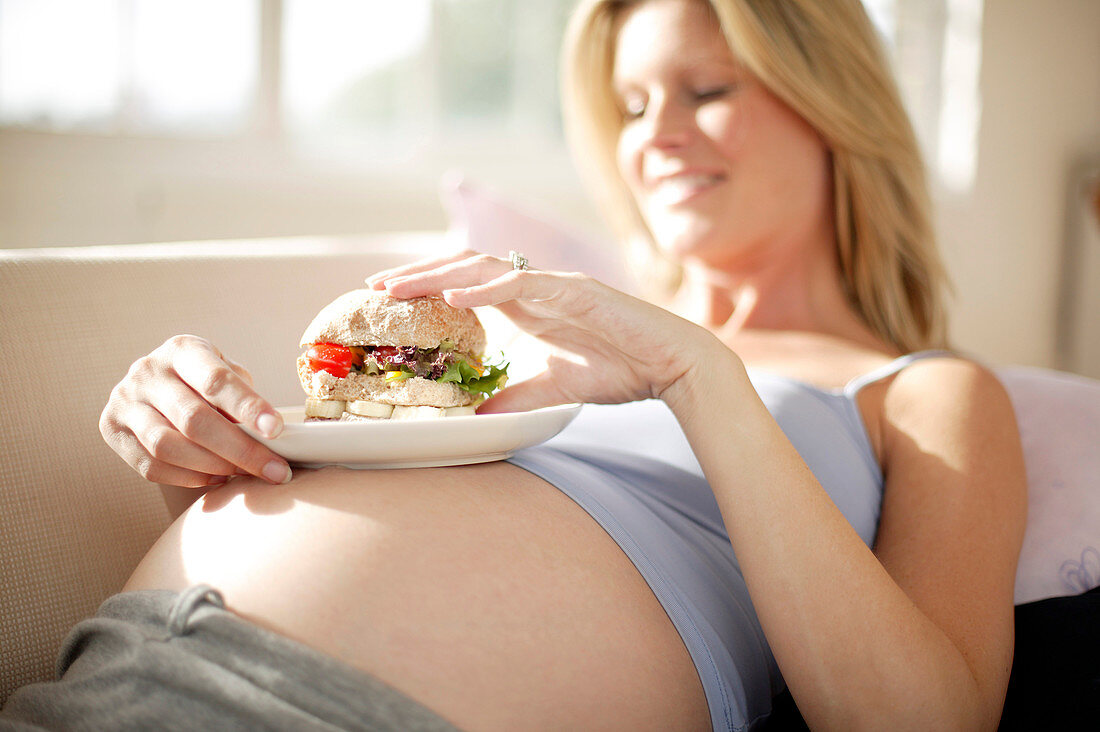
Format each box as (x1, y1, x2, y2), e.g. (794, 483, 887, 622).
(279, 0, 575, 167)
(866, 0, 985, 192)
(0, 0, 981, 189)
(0, 0, 259, 135)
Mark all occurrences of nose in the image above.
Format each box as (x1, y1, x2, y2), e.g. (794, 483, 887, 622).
(640, 94, 693, 150)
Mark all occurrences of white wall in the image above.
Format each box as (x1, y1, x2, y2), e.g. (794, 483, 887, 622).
(0, 130, 601, 248)
(0, 133, 436, 247)
(1, 1, 1097, 374)
(937, 0, 1100, 373)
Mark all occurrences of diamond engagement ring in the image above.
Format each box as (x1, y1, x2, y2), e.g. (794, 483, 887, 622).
(509, 250, 529, 271)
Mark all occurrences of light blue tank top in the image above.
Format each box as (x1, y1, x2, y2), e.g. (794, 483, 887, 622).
(506, 350, 950, 731)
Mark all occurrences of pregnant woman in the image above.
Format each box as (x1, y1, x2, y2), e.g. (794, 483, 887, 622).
(2, 0, 1025, 730)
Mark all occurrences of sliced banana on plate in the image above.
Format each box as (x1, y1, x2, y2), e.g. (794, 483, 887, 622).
(304, 399, 480, 421)
(304, 398, 345, 419)
(345, 400, 395, 419)
(391, 405, 447, 420)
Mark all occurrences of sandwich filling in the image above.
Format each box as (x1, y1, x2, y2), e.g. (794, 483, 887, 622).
(300, 340, 508, 420)
(303, 341, 507, 395)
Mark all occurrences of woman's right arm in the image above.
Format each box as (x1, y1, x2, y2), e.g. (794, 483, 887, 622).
(99, 334, 293, 519)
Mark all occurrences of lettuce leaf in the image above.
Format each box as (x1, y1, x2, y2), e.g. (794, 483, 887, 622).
(438, 359, 509, 395)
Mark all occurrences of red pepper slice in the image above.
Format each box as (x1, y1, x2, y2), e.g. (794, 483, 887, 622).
(306, 343, 360, 378)
(371, 346, 402, 369)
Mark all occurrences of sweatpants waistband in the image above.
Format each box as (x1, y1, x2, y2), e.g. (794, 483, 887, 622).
(1, 584, 462, 732)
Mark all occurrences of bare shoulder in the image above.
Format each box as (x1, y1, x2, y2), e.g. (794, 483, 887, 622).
(878, 354, 1025, 500)
(875, 355, 1026, 720)
(881, 355, 1017, 434)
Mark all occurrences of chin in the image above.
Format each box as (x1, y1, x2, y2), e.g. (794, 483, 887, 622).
(650, 221, 729, 263)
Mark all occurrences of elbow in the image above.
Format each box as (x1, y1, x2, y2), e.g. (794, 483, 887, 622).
(842, 696, 994, 732)
(809, 661, 1005, 731)
(890, 672, 1004, 732)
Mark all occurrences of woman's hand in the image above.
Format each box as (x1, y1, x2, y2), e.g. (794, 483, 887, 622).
(99, 335, 292, 488)
(366, 250, 730, 413)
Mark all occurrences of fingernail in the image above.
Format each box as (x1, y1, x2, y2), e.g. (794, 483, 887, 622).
(206, 475, 229, 486)
(256, 411, 282, 439)
(262, 460, 292, 485)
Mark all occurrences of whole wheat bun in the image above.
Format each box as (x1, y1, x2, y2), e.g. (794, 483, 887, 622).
(298, 355, 476, 408)
(299, 289, 486, 354)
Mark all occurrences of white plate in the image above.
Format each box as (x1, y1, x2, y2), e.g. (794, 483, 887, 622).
(239, 403, 583, 469)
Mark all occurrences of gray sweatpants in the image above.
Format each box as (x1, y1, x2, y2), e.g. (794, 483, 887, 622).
(0, 585, 462, 731)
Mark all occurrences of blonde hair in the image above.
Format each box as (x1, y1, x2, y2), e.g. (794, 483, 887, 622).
(562, 0, 950, 352)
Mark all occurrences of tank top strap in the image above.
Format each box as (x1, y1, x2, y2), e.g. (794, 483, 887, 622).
(842, 349, 956, 398)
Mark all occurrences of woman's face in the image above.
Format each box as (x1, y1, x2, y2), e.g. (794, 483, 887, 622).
(612, 0, 833, 268)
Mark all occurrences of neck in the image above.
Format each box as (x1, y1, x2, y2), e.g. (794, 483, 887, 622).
(670, 236, 878, 347)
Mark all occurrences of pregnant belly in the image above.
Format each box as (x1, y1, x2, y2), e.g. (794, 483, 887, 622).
(125, 462, 709, 731)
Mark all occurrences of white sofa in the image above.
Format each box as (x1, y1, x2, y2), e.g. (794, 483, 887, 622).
(2, 233, 1098, 706)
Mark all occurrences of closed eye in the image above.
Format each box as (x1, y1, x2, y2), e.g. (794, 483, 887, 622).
(620, 98, 647, 121)
(694, 84, 737, 102)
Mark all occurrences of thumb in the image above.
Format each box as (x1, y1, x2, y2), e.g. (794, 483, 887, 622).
(476, 371, 572, 415)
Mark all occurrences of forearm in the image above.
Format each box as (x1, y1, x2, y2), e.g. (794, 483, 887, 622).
(661, 349, 990, 729)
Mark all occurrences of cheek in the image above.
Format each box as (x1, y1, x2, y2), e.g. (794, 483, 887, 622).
(615, 128, 644, 191)
(696, 103, 746, 155)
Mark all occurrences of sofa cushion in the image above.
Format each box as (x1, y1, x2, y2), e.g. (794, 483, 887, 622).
(439, 173, 634, 294)
(998, 366, 1100, 604)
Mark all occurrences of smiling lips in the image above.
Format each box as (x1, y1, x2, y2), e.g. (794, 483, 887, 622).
(647, 172, 725, 205)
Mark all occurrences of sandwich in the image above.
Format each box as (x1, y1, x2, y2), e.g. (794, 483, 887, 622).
(297, 289, 508, 421)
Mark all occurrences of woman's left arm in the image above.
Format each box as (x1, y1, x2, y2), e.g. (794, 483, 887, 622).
(665, 353, 1027, 730)
(372, 252, 1027, 727)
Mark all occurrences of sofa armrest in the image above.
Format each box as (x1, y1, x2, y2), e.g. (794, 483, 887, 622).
(0, 232, 453, 702)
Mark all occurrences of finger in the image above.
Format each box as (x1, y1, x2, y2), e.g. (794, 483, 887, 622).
(147, 459, 228, 489)
(476, 371, 573, 414)
(382, 254, 515, 299)
(114, 425, 232, 488)
(365, 250, 478, 289)
(441, 270, 573, 309)
(146, 460, 229, 489)
(214, 352, 256, 422)
(223, 354, 255, 386)
(159, 339, 291, 484)
(146, 350, 289, 482)
(155, 387, 292, 485)
(101, 383, 232, 487)
(170, 341, 282, 439)
(128, 403, 241, 477)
